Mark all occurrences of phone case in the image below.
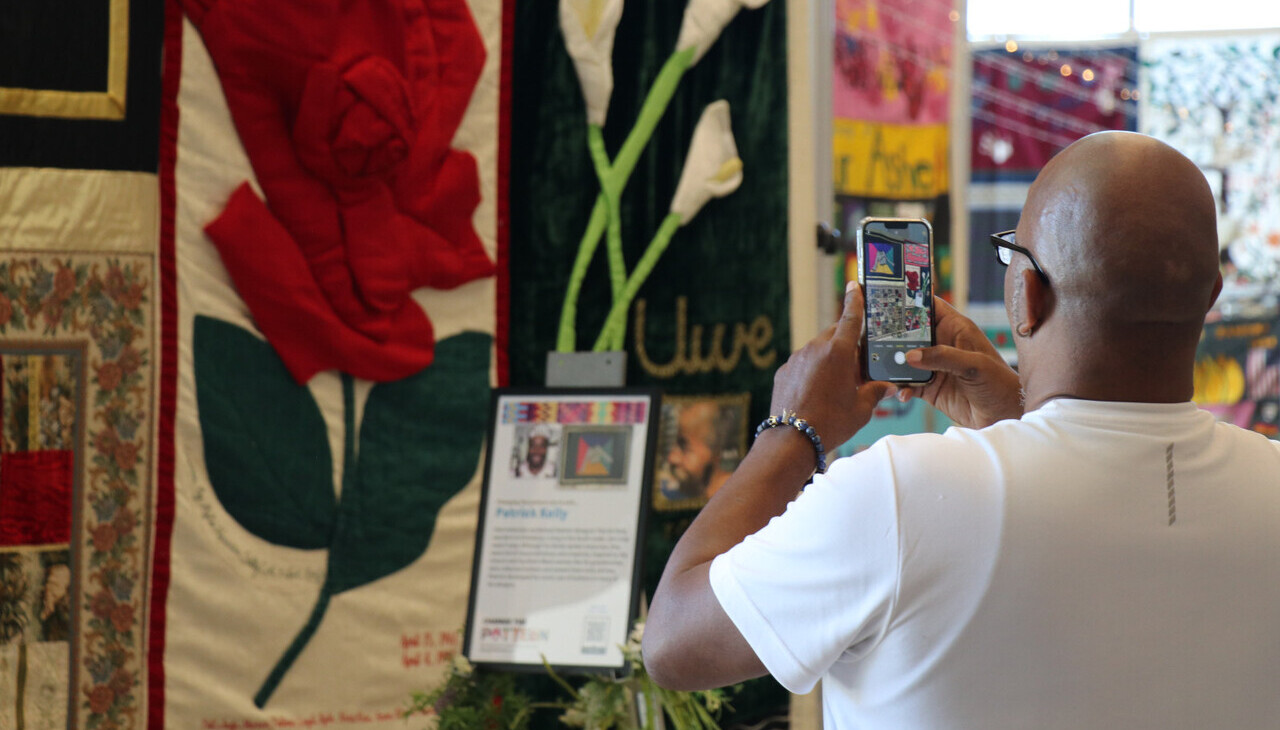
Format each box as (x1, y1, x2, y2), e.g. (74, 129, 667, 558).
(857, 217, 936, 384)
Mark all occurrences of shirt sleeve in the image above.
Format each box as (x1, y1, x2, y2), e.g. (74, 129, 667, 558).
(708, 440, 902, 693)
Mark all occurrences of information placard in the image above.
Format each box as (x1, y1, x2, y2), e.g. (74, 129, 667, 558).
(463, 388, 660, 673)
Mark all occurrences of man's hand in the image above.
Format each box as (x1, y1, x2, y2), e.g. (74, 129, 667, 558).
(768, 283, 895, 449)
(896, 296, 1024, 428)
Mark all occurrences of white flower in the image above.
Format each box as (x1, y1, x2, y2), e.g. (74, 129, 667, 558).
(560, 0, 625, 126)
(675, 0, 771, 65)
(669, 100, 743, 225)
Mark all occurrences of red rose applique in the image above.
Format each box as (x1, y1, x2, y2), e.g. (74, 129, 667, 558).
(185, 0, 494, 383)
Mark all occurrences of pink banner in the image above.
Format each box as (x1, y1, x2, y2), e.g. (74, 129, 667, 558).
(833, 0, 952, 125)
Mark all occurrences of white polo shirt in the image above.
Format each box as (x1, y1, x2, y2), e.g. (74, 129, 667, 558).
(711, 400, 1280, 729)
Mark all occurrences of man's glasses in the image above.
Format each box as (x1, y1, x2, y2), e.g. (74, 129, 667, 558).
(990, 230, 1049, 282)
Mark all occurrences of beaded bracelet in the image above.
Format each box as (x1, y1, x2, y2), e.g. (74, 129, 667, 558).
(754, 409, 827, 474)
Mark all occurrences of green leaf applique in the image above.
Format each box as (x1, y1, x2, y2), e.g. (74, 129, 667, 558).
(194, 315, 336, 549)
(329, 330, 493, 595)
(194, 326, 494, 708)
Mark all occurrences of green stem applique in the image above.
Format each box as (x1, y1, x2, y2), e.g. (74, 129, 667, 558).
(593, 212, 683, 351)
(587, 124, 626, 302)
(254, 586, 334, 708)
(253, 373, 357, 708)
(556, 46, 696, 352)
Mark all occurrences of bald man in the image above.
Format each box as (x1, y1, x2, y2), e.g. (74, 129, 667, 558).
(644, 132, 1280, 729)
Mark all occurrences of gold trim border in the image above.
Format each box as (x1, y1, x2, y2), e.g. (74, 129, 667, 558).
(0, 0, 129, 120)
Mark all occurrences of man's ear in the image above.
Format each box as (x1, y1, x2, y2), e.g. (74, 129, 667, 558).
(1208, 272, 1224, 310)
(1021, 268, 1052, 335)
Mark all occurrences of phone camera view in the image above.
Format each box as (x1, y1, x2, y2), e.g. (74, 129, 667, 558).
(863, 220, 934, 382)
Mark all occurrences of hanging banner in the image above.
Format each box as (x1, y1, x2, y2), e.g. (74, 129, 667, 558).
(155, 0, 511, 727)
(0, 2, 163, 729)
(967, 45, 1138, 305)
(507, 1, 794, 723)
(833, 119, 949, 199)
(832, 0, 953, 198)
(1141, 34, 1280, 285)
(970, 45, 1137, 176)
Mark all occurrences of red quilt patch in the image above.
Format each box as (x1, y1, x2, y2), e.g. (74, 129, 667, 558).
(0, 450, 73, 546)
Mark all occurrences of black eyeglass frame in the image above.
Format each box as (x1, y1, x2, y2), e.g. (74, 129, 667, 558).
(989, 230, 1049, 283)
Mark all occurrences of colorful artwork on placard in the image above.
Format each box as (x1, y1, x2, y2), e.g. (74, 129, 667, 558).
(502, 400, 649, 425)
(561, 427, 631, 485)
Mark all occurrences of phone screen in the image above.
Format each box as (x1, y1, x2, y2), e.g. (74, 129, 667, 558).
(859, 218, 935, 383)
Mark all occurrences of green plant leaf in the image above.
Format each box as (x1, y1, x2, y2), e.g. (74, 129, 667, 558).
(194, 315, 336, 549)
(327, 331, 492, 594)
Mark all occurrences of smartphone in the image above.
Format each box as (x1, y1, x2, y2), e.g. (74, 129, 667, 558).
(856, 217, 936, 384)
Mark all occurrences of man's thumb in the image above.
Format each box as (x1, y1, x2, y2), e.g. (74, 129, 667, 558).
(907, 345, 976, 375)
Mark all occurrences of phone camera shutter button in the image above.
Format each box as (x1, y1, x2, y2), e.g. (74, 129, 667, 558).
(894, 351, 906, 365)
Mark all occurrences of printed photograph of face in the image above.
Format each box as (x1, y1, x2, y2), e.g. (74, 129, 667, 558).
(653, 394, 749, 511)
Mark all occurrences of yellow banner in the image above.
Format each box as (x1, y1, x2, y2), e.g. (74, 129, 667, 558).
(833, 119, 949, 198)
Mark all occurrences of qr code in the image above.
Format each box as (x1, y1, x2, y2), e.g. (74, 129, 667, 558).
(581, 615, 610, 654)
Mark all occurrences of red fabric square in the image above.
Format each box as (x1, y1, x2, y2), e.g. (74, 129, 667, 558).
(0, 450, 74, 546)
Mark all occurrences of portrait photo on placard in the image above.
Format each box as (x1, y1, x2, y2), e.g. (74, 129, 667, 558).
(509, 423, 562, 482)
(653, 393, 750, 511)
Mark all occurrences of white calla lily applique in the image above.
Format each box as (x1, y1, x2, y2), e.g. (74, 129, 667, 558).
(670, 100, 743, 224)
(592, 101, 745, 350)
(675, 0, 772, 65)
(557, 0, 765, 352)
(560, 0, 625, 126)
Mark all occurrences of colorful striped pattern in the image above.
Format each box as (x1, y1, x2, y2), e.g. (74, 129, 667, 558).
(501, 400, 647, 425)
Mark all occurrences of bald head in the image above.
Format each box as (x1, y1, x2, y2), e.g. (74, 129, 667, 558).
(1017, 132, 1220, 331)
(1009, 132, 1223, 406)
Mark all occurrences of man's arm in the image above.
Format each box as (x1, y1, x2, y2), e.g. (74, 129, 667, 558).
(644, 288, 1024, 690)
(644, 284, 892, 690)
(642, 432, 831, 689)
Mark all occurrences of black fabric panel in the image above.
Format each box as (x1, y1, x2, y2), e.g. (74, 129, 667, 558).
(509, 2, 790, 398)
(0, 1, 111, 92)
(510, 2, 791, 725)
(0, 0, 163, 172)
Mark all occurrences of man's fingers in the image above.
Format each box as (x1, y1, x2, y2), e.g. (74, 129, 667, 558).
(905, 344, 986, 377)
(834, 280, 865, 342)
(855, 380, 895, 412)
